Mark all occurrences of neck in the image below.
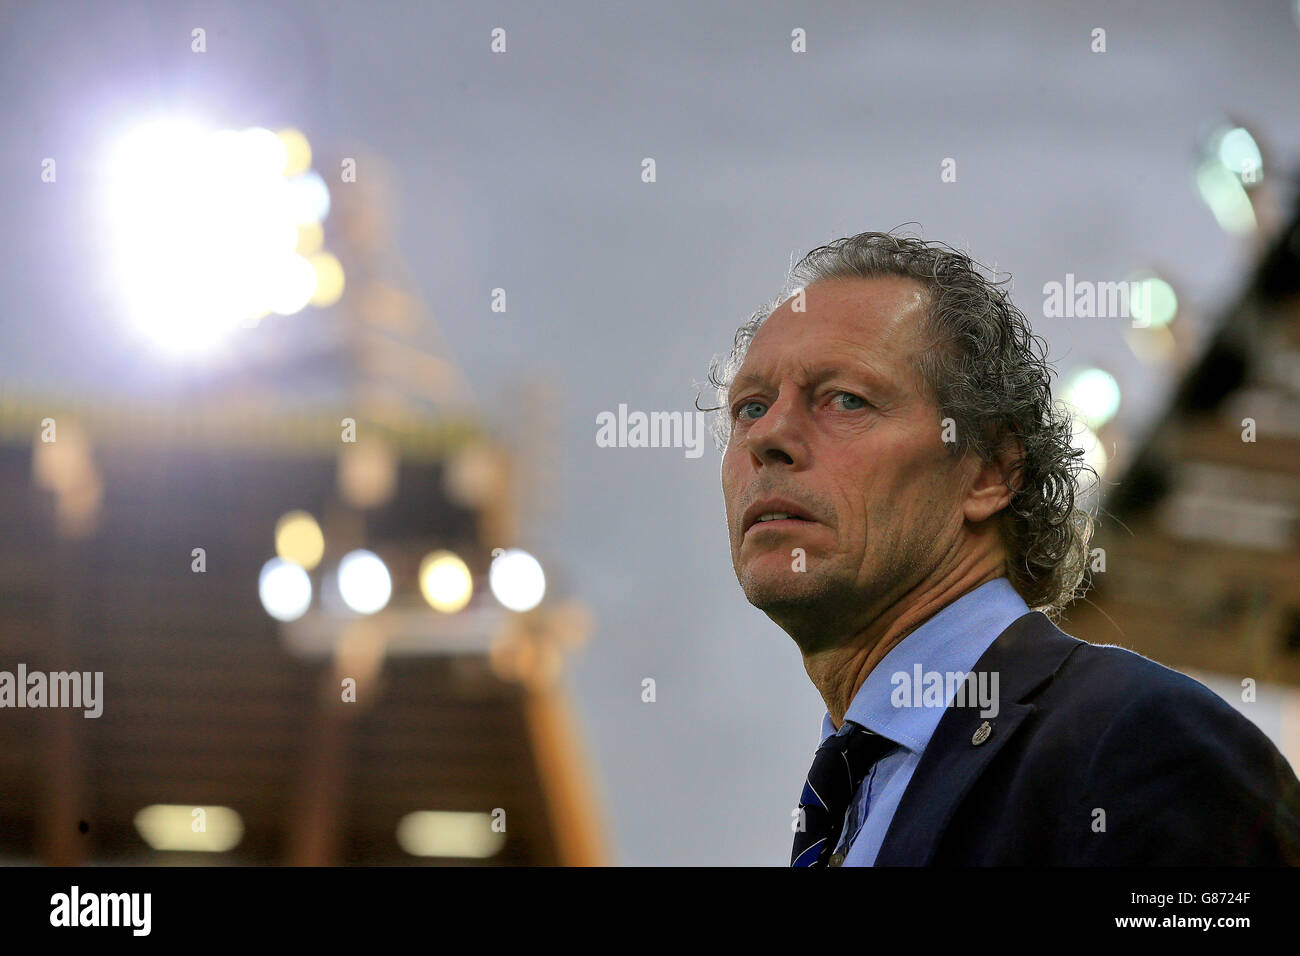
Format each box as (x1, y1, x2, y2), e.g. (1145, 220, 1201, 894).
(802, 541, 1007, 730)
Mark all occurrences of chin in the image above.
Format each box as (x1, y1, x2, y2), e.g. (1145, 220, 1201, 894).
(739, 570, 829, 614)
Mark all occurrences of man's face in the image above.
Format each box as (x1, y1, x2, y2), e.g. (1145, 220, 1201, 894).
(721, 276, 970, 647)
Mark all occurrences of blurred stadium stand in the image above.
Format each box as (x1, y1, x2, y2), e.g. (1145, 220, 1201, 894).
(1064, 185, 1300, 761)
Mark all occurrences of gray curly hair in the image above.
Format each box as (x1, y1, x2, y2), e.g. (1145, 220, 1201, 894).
(703, 229, 1096, 621)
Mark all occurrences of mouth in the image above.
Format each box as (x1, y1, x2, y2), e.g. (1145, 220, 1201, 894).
(741, 499, 819, 536)
(744, 516, 815, 536)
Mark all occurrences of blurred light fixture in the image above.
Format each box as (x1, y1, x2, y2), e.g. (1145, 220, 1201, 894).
(274, 510, 325, 570)
(419, 550, 473, 613)
(1196, 160, 1256, 234)
(338, 439, 397, 509)
(276, 127, 313, 178)
(332, 620, 387, 703)
(259, 557, 312, 622)
(1216, 126, 1263, 186)
(444, 442, 508, 507)
(1123, 322, 1178, 366)
(284, 169, 331, 224)
(308, 251, 346, 307)
(134, 804, 244, 852)
(1195, 124, 1261, 235)
(102, 118, 341, 356)
(31, 420, 103, 538)
(338, 549, 392, 614)
(395, 811, 504, 859)
(490, 623, 562, 688)
(296, 221, 324, 255)
(1127, 274, 1178, 328)
(1061, 367, 1121, 430)
(489, 548, 546, 612)
(266, 251, 318, 316)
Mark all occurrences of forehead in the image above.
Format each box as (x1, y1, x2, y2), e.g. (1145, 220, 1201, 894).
(736, 276, 931, 389)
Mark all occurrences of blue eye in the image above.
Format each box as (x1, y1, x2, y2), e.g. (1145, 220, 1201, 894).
(832, 392, 868, 410)
(735, 400, 766, 420)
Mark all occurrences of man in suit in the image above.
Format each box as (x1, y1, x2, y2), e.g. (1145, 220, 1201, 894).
(708, 230, 1300, 865)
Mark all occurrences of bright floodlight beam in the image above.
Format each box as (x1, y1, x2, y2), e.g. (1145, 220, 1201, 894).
(102, 119, 332, 357)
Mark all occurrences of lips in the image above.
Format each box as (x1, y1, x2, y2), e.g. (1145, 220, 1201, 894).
(741, 498, 818, 535)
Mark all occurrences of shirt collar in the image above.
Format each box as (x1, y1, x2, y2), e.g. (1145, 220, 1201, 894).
(819, 577, 1030, 753)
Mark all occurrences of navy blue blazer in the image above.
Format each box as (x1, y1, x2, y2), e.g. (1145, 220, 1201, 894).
(872, 611, 1300, 865)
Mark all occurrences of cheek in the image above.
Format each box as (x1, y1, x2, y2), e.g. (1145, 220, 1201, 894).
(844, 447, 941, 529)
(892, 454, 962, 532)
(721, 447, 736, 482)
(720, 453, 743, 519)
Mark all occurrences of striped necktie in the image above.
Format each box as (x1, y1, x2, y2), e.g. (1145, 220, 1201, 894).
(791, 722, 895, 867)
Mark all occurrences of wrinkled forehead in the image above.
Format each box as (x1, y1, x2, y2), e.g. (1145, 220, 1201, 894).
(735, 276, 934, 395)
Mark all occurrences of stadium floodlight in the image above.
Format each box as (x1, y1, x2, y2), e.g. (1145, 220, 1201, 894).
(1061, 367, 1121, 431)
(338, 549, 392, 615)
(489, 548, 546, 612)
(419, 550, 473, 613)
(102, 116, 333, 357)
(275, 510, 325, 570)
(1195, 124, 1261, 236)
(259, 557, 313, 622)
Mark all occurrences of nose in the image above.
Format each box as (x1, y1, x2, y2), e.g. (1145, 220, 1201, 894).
(743, 390, 808, 469)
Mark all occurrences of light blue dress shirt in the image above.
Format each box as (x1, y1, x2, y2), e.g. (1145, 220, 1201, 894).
(817, 577, 1031, 865)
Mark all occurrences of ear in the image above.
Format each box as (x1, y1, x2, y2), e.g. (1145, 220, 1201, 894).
(963, 435, 1023, 524)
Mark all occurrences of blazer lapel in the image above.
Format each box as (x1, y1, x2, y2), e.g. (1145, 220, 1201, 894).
(872, 611, 1082, 866)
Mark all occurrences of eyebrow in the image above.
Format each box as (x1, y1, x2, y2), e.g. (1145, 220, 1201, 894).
(727, 364, 891, 403)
